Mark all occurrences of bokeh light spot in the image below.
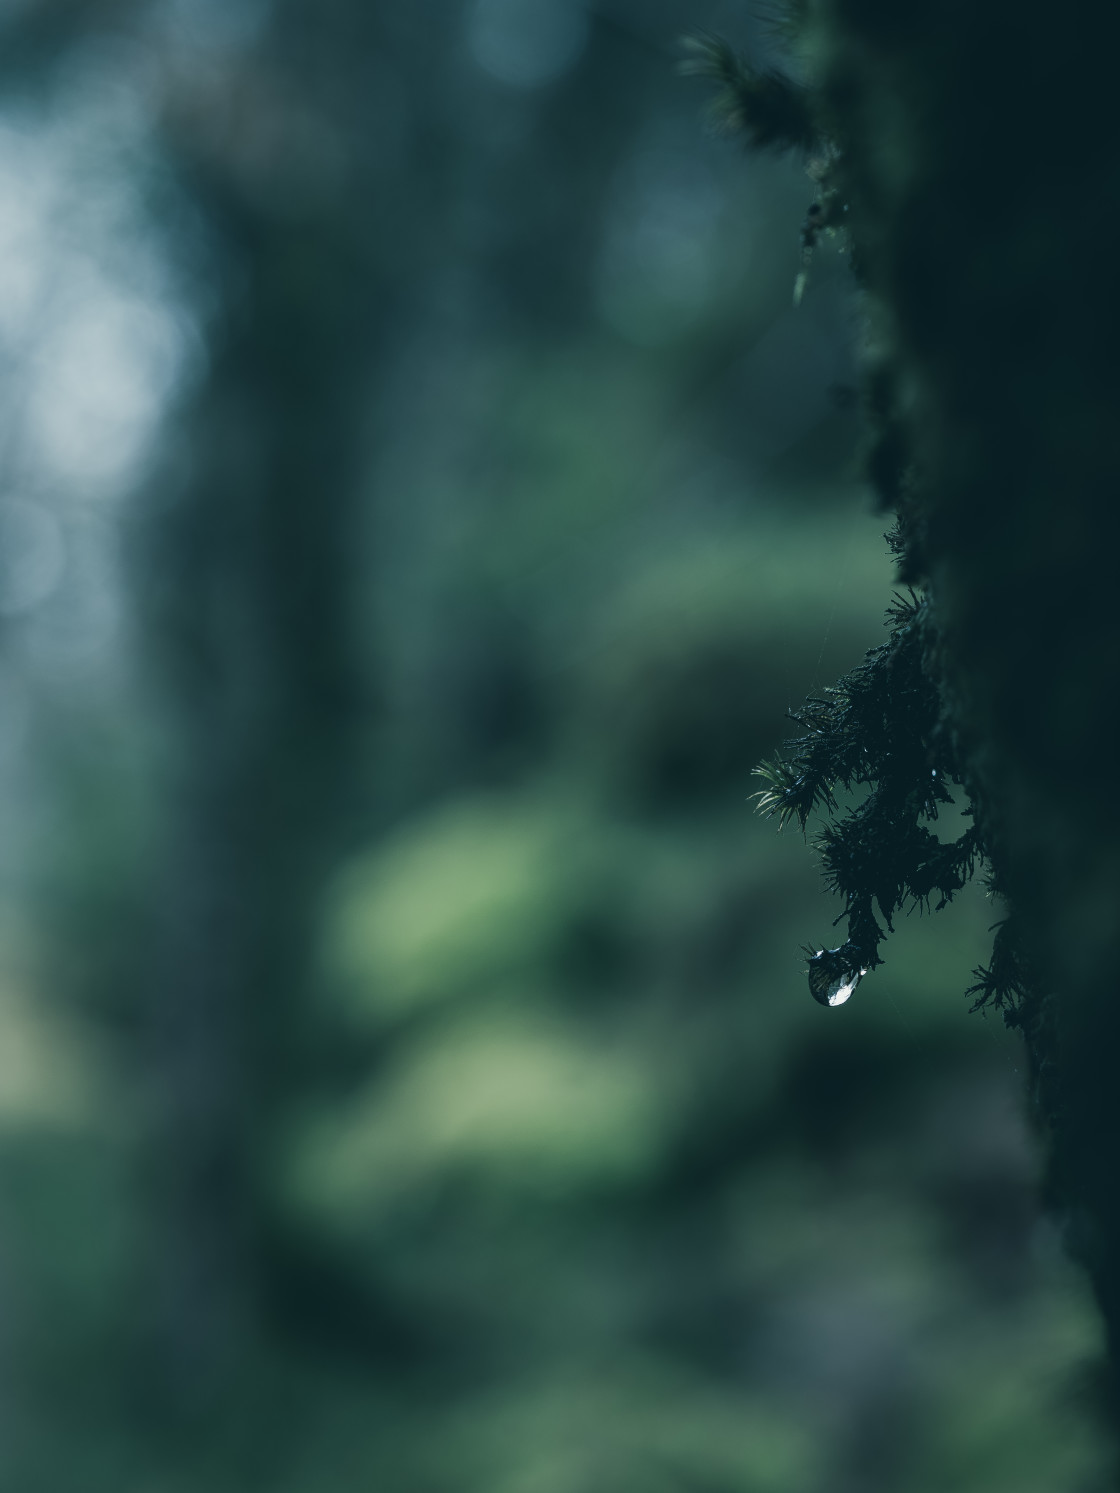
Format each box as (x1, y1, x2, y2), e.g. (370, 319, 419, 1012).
(468, 0, 588, 89)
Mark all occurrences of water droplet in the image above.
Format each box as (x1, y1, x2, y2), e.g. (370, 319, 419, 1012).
(825, 968, 866, 1006)
(807, 946, 868, 1008)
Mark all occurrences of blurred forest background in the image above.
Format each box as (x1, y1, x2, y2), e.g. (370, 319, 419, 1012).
(0, 0, 1106, 1489)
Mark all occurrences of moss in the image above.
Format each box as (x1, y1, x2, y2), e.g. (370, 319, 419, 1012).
(728, 0, 1120, 1403)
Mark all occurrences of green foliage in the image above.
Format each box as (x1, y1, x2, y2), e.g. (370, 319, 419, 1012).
(680, 33, 817, 153)
(755, 588, 985, 1002)
(708, 6, 1036, 1033)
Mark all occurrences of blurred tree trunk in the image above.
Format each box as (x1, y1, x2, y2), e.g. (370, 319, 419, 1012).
(135, 2, 430, 1411)
(142, 174, 366, 1402)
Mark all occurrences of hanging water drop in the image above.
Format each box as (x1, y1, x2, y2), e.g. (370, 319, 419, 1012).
(824, 967, 866, 1006)
(806, 945, 868, 1008)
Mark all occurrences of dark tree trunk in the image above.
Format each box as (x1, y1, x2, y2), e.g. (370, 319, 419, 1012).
(810, 0, 1120, 1408)
(136, 3, 389, 1412)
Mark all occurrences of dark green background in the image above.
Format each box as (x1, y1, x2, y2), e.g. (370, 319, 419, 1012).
(0, 0, 1102, 1487)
